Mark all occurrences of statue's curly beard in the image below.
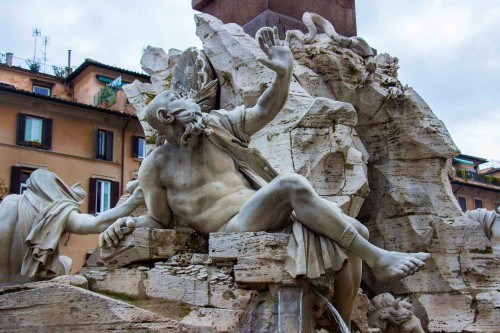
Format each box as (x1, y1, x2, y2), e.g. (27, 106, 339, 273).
(172, 108, 212, 147)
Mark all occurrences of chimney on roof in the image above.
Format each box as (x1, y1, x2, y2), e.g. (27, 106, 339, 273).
(6, 52, 13, 66)
(66, 50, 73, 75)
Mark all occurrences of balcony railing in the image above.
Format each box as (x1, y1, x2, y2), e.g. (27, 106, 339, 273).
(454, 168, 500, 186)
(0, 52, 74, 78)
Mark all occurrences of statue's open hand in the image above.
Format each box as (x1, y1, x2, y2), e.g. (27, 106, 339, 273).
(99, 216, 136, 248)
(256, 27, 293, 77)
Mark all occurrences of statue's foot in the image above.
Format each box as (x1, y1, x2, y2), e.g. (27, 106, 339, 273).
(371, 251, 430, 281)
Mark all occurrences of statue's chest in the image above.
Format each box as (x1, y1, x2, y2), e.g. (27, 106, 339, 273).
(163, 141, 236, 187)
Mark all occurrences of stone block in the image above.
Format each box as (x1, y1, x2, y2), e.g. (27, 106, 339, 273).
(234, 258, 285, 284)
(417, 293, 475, 332)
(181, 307, 246, 333)
(208, 284, 258, 310)
(209, 232, 289, 262)
(87, 267, 144, 299)
(144, 271, 209, 307)
(101, 228, 207, 267)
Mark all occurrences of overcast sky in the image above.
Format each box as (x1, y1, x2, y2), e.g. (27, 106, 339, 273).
(1, 1, 498, 163)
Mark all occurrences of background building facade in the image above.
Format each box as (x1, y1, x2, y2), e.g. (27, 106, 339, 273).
(0, 53, 149, 270)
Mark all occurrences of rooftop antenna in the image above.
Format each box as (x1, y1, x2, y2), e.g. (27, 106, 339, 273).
(32, 28, 41, 62)
(42, 36, 49, 64)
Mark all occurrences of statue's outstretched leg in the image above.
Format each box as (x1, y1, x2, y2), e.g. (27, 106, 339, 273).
(224, 173, 429, 281)
(326, 202, 367, 326)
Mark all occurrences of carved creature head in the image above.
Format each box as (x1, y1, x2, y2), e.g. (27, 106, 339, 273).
(368, 294, 424, 333)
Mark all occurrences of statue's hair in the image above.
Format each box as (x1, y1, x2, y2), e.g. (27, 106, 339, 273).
(144, 90, 212, 146)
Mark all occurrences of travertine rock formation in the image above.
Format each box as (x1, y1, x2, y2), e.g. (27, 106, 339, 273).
(123, 13, 500, 332)
(190, 13, 500, 332)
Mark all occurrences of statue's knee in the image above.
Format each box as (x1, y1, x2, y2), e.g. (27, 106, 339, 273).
(277, 173, 313, 197)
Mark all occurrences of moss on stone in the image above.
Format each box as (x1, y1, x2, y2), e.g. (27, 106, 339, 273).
(179, 303, 193, 318)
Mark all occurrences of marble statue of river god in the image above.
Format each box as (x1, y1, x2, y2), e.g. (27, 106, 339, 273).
(100, 28, 430, 324)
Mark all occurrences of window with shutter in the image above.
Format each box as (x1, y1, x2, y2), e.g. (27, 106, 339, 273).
(16, 113, 52, 150)
(132, 136, 146, 158)
(474, 199, 483, 209)
(10, 166, 36, 194)
(457, 196, 467, 212)
(89, 178, 119, 213)
(96, 129, 113, 161)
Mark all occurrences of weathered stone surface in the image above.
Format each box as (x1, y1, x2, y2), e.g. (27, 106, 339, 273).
(0, 283, 208, 332)
(101, 228, 207, 267)
(234, 258, 286, 284)
(181, 308, 246, 333)
(145, 271, 209, 306)
(417, 293, 475, 333)
(351, 291, 370, 333)
(121, 12, 500, 332)
(208, 284, 258, 310)
(284, 24, 500, 329)
(51, 274, 89, 289)
(463, 291, 500, 332)
(86, 267, 144, 299)
(209, 232, 289, 261)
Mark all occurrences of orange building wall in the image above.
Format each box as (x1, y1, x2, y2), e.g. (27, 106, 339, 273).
(0, 90, 144, 272)
(71, 66, 145, 106)
(0, 65, 69, 99)
(452, 184, 500, 211)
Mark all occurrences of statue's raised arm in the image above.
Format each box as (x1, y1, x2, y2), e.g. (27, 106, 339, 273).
(244, 28, 293, 136)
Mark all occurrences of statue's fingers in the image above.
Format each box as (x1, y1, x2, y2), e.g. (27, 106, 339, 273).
(103, 232, 114, 248)
(113, 223, 123, 240)
(108, 229, 119, 246)
(98, 233, 105, 248)
(257, 57, 277, 72)
(258, 35, 270, 56)
(265, 29, 274, 47)
(273, 27, 281, 46)
(284, 31, 291, 47)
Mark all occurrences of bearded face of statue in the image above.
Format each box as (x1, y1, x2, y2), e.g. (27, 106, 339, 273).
(145, 91, 206, 147)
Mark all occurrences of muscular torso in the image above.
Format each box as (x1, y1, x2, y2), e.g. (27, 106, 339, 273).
(151, 136, 255, 234)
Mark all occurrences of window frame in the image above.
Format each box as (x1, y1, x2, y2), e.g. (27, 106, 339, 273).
(16, 113, 52, 150)
(474, 198, 484, 209)
(132, 135, 146, 159)
(32, 84, 52, 96)
(96, 129, 114, 161)
(457, 196, 467, 212)
(10, 166, 37, 195)
(88, 178, 120, 214)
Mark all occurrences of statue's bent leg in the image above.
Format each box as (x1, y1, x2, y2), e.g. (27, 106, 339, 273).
(225, 172, 429, 281)
(224, 172, 354, 234)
